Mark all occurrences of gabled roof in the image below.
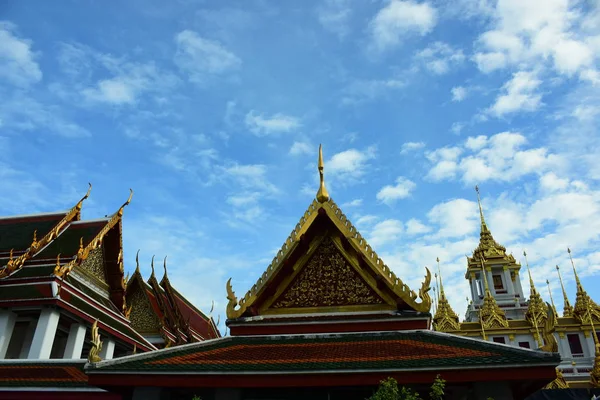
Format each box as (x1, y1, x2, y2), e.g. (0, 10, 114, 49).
(86, 330, 560, 374)
(226, 198, 432, 320)
(0, 360, 89, 389)
(0, 211, 70, 254)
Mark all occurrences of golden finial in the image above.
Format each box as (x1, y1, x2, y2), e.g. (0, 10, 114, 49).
(523, 250, 543, 347)
(556, 265, 573, 317)
(117, 189, 134, 217)
(316, 144, 329, 203)
(567, 248, 583, 290)
(523, 251, 536, 294)
(474, 185, 488, 231)
(546, 279, 559, 324)
(32, 230, 38, 247)
(135, 249, 141, 274)
(436, 257, 445, 297)
(88, 320, 103, 363)
(150, 255, 156, 278)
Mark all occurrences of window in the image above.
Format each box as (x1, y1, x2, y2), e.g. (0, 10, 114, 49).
(567, 334, 584, 357)
(492, 337, 506, 344)
(518, 341, 531, 349)
(493, 274, 504, 290)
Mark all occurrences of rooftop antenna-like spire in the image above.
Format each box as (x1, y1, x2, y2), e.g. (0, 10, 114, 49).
(555, 265, 573, 317)
(475, 185, 488, 232)
(568, 248, 583, 291)
(316, 144, 330, 203)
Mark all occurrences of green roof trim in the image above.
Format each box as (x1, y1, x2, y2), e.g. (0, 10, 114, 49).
(34, 222, 105, 259)
(0, 213, 66, 253)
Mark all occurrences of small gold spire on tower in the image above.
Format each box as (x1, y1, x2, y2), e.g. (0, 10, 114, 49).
(316, 144, 329, 203)
(478, 256, 509, 332)
(150, 255, 156, 278)
(433, 257, 460, 332)
(546, 279, 559, 326)
(135, 250, 141, 274)
(569, 248, 600, 324)
(588, 307, 600, 387)
(555, 265, 573, 317)
(523, 251, 546, 348)
(475, 185, 488, 232)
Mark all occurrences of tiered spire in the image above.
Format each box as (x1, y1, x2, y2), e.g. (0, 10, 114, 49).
(588, 307, 600, 388)
(316, 144, 329, 203)
(545, 279, 559, 327)
(433, 257, 460, 332)
(478, 257, 508, 332)
(555, 265, 573, 317)
(523, 251, 547, 348)
(470, 186, 515, 264)
(569, 248, 600, 324)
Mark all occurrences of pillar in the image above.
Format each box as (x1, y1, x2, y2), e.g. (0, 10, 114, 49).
(514, 271, 524, 299)
(64, 322, 87, 359)
(28, 308, 60, 359)
(0, 310, 17, 359)
(469, 277, 478, 302)
(503, 266, 514, 296)
(100, 338, 115, 360)
(486, 268, 495, 295)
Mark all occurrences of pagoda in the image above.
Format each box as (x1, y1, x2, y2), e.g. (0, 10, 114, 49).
(434, 187, 600, 390)
(87, 146, 560, 400)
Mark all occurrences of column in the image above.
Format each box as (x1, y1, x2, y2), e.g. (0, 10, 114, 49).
(487, 268, 496, 295)
(100, 338, 115, 360)
(584, 332, 596, 359)
(0, 310, 17, 359)
(514, 271, 524, 299)
(28, 308, 60, 359)
(503, 267, 515, 296)
(63, 322, 87, 359)
(469, 277, 477, 302)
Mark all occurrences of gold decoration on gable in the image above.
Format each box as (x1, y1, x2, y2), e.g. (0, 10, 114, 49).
(271, 237, 385, 309)
(79, 247, 107, 283)
(543, 368, 569, 390)
(88, 320, 103, 363)
(128, 285, 161, 334)
(225, 199, 432, 320)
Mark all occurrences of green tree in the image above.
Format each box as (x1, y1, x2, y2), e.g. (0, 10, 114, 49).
(367, 375, 446, 400)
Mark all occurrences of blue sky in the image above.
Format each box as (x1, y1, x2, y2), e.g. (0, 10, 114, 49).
(1, 0, 600, 329)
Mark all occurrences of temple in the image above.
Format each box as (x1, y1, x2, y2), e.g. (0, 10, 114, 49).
(432, 186, 600, 390)
(0, 186, 219, 399)
(85, 146, 562, 400)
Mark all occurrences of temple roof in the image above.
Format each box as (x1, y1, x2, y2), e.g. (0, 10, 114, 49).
(0, 361, 89, 389)
(0, 211, 71, 254)
(86, 330, 560, 374)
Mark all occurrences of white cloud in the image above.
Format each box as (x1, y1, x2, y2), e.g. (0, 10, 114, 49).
(489, 71, 542, 117)
(376, 177, 416, 204)
(317, 0, 352, 39)
(174, 30, 241, 83)
(341, 78, 405, 105)
(369, 0, 438, 52)
(368, 219, 403, 247)
(400, 141, 425, 154)
(539, 172, 570, 192)
(451, 86, 467, 102)
(245, 111, 301, 136)
(426, 131, 562, 184)
(415, 42, 465, 74)
(327, 146, 377, 183)
(0, 21, 42, 87)
(405, 218, 431, 234)
(342, 199, 363, 207)
(289, 141, 313, 155)
(427, 198, 479, 238)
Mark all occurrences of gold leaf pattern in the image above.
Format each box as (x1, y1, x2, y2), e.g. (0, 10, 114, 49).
(272, 237, 383, 308)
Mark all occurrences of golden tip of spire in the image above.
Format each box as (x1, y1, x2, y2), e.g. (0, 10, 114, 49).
(316, 144, 329, 203)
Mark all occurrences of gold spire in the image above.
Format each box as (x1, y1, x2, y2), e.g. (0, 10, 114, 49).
(555, 265, 573, 317)
(588, 307, 600, 387)
(433, 257, 460, 332)
(469, 186, 512, 264)
(478, 257, 509, 330)
(475, 185, 488, 232)
(546, 279, 559, 326)
(316, 144, 329, 203)
(569, 248, 600, 324)
(523, 251, 546, 348)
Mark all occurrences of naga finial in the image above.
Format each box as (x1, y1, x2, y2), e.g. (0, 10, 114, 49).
(117, 189, 134, 217)
(88, 320, 103, 363)
(316, 144, 330, 203)
(150, 255, 156, 278)
(135, 249, 141, 273)
(163, 256, 168, 278)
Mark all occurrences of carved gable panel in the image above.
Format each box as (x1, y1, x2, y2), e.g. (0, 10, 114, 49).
(128, 285, 161, 334)
(271, 237, 384, 309)
(80, 247, 107, 284)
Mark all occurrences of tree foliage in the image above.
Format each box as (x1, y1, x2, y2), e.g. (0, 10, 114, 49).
(367, 375, 446, 400)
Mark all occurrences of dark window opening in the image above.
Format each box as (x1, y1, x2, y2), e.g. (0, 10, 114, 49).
(492, 337, 506, 344)
(567, 333, 584, 356)
(518, 341, 531, 348)
(493, 274, 504, 290)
